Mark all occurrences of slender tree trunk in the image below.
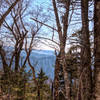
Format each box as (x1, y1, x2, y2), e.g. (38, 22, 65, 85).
(80, 0, 92, 100)
(77, 79, 82, 100)
(61, 51, 71, 100)
(94, 1, 100, 100)
(54, 54, 60, 100)
(51, 82, 54, 100)
(37, 87, 40, 100)
(0, 47, 9, 73)
(28, 58, 41, 100)
(0, 0, 20, 27)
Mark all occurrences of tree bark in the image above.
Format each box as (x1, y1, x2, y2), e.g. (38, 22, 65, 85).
(0, 47, 9, 73)
(54, 54, 60, 100)
(94, 1, 100, 100)
(80, 0, 92, 100)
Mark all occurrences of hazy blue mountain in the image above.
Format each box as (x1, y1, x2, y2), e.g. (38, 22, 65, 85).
(21, 50, 56, 80)
(0, 49, 56, 80)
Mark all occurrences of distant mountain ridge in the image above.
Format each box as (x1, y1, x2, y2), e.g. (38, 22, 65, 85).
(0, 48, 56, 80)
(24, 50, 56, 80)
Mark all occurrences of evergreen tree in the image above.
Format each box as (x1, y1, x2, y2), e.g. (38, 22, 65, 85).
(36, 68, 51, 100)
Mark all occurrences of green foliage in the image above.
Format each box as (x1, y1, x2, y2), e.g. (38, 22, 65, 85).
(37, 68, 48, 88)
(36, 68, 51, 100)
(0, 67, 52, 100)
(0, 69, 31, 99)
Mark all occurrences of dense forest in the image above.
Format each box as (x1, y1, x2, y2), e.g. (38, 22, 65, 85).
(0, 0, 100, 100)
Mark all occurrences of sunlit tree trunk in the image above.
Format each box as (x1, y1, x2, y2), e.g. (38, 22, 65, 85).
(94, 0, 100, 100)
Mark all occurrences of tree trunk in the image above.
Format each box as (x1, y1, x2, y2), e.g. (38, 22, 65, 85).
(0, 47, 9, 73)
(37, 87, 40, 100)
(94, 1, 100, 100)
(52, 0, 71, 99)
(54, 54, 60, 100)
(80, 0, 92, 100)
(51, 82, 54, 100)
(60, 48, 71, 100)
(28, 57, 41, 100)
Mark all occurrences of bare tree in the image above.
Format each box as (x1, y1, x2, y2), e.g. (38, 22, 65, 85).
(0, 1, 31, 99)
(0, 0, 49, 99)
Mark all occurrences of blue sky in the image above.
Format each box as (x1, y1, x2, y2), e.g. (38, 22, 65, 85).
(0, 0, 94, 51)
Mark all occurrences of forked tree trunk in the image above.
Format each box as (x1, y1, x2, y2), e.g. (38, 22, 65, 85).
(52, 0, 71, 100)
(94, 1, 100, 100)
